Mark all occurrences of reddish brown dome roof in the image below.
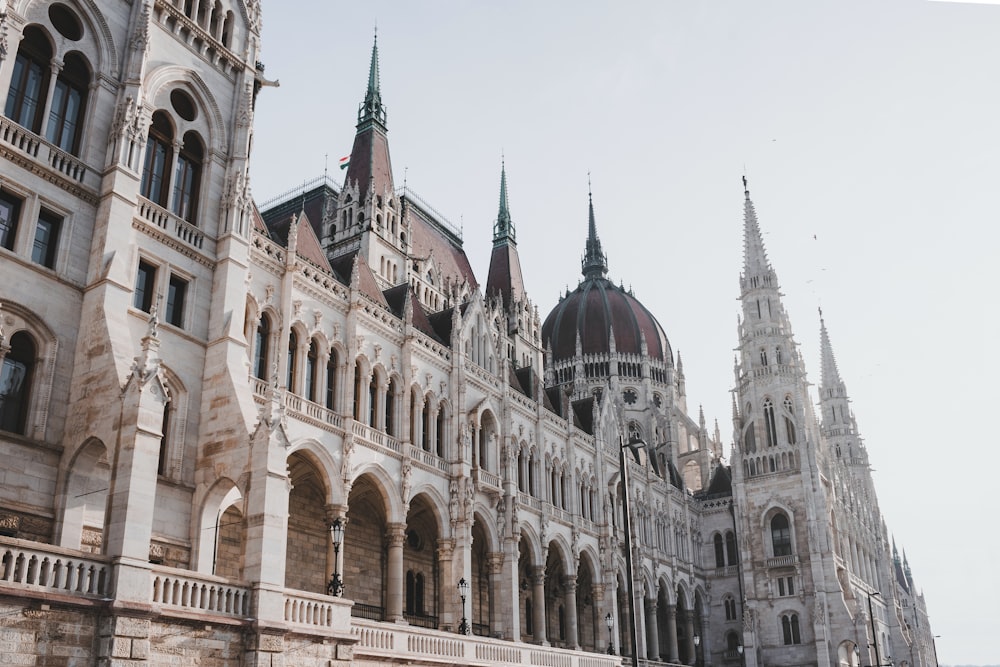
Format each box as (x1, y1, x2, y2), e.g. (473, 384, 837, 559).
(542, 277, 672, 365)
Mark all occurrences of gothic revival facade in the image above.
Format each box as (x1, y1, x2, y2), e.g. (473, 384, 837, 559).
(0, 1, 936, 666)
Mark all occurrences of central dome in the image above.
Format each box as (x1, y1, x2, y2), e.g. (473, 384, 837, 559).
(541, 190, 672, 367)
(542, 277, 672, 364)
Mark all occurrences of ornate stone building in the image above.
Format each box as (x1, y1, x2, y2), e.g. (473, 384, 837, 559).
(0, 1, 935, 666)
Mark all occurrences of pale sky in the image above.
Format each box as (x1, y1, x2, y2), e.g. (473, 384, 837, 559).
(249, 1, 1000, 663)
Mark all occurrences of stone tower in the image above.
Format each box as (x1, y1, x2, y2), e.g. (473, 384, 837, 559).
(730, 179, 839, 667)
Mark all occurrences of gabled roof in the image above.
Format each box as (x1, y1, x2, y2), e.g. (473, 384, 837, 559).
(406, 198, 478, 290)
(261, 210, 333, 273)
(571, 397, 596, 434)
(702, 464, 733, 497)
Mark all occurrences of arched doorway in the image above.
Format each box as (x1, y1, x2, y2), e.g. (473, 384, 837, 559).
(345, 474, 389, 618)
(471, 515, 494, 636)
(403, 494, 441, 628)
(284, 452, 329, 593)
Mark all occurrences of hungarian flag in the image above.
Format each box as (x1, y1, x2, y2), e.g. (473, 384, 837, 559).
(339, 155, 350, 170)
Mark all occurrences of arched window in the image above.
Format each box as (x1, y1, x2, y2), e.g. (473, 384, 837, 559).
(384, 378, 395, 435)
(5, 27, 52, 134)
(771, 513, 792, 557)
(158, 399, 171, 476)
(724, 597, 738, 622)
(781, 613, 801, 644)
(421, 400, 431, 451)
(141, 112, 174, 207)
(172, 131, 203, 223)
(726, 530, 738, 565)
(46, 52, 90, 154)
(367, 375, 377, 427)
(763, 399, 778, 448)
(517, 450, 528, 493)
(783, 396, 797, 445)
(726, 629, 740, 650)
(435, 403, 445, 456)
(744, 423, 756, 454)
(325, 351, 337, 410)
(286, 330, 297, 391)
(714, 533, 725, 568)
(253, 315, 270, 380)
(0, 332, 36, 434)
(305, 339, 317, 402)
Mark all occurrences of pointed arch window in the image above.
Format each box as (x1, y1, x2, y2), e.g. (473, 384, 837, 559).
(286, 330, 298, 391)
(783, 396, 797, 445)
(763, 399, 778, 448)
(253, 314, 270, 380)
(141, 112, 174, 208)
(45, 52, 89, 154)
(172, 131, 203, 223)
(781, 613, 801, 644)
(305, 339, 318, 402)
(724, 597, 738, 622)
(0, 332, 36, 434)
(714, 533, 725, 567)
(385, 378, 396, 436)
(743, 423, 757, 455)
(325, 351, 337, 410)
(771, 513, 792, 557)
(5, 27, 52, 134)
(726, 530, 738, 565)
(158, 399, 171, 476)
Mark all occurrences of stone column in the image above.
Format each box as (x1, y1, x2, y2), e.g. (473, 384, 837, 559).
(386, 523, 406, 621)
(437, 539, 456, 629)
(487, 552, 505, 638)
(532, 565, 548, 645)
(564, 575, 579, 649)
(685, 608, 696, 665)
(645, 597, 660, 660)
(701, 609, 712, 667)
(667, 605, 680, 663)
(39, 59, 62, 143)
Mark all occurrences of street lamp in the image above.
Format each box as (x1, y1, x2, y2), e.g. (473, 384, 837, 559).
(327, 517, 344, 597)
(865, 592, 894, 667)
(457, 577, 470, 635)
(619, 435, 645, 667)
(694, 634, 701, 667)
(606, 612, 615, 655)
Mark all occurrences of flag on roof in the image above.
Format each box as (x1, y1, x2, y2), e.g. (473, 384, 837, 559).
(339, 155, 350, 170)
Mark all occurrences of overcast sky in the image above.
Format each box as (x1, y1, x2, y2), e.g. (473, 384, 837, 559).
(249, 1, 1000, 663)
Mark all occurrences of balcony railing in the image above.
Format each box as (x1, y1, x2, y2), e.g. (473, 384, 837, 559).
(0, 539, 110, 598)
(151, 565, 251, 618)
(474, 466, 502, 490)
(352, 618, 623, 667)
(284, 589, 353, 631)
(0, 116, 97, 190)
(352, 421, 401, 453)
(136, 195, 211, 253)
(713, 564, 739, 578)
(765, 554, 796, 568)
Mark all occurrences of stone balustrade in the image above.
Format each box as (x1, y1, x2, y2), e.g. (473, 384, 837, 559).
(0, 538, 110, 598)
(150, 565, 251, 618)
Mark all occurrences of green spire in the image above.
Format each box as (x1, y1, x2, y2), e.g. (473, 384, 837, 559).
(358, 31, 387, 128)
(493, 160, 515, 246)
(581, 176, 608, 279)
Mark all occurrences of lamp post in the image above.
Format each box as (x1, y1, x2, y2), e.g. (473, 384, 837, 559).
(694, 634, 702, 667)
(864, 592, 894, 667)
(619, 435, 645, 667)
(457, 577, 470, 635)
(327, 517, 344, 597)
(606, 612, 615, 655)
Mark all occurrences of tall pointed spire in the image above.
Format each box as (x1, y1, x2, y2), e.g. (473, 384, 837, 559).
(581, 176, 608, 279)
(486, 160, 526, 309)
(740, 176, 777, 293)
(819, 308, 845, 392)
(493, 159, 515, 246)
(358, 30, 386, 129)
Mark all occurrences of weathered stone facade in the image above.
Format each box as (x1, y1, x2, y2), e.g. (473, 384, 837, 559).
(0, 1, 935, 666)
